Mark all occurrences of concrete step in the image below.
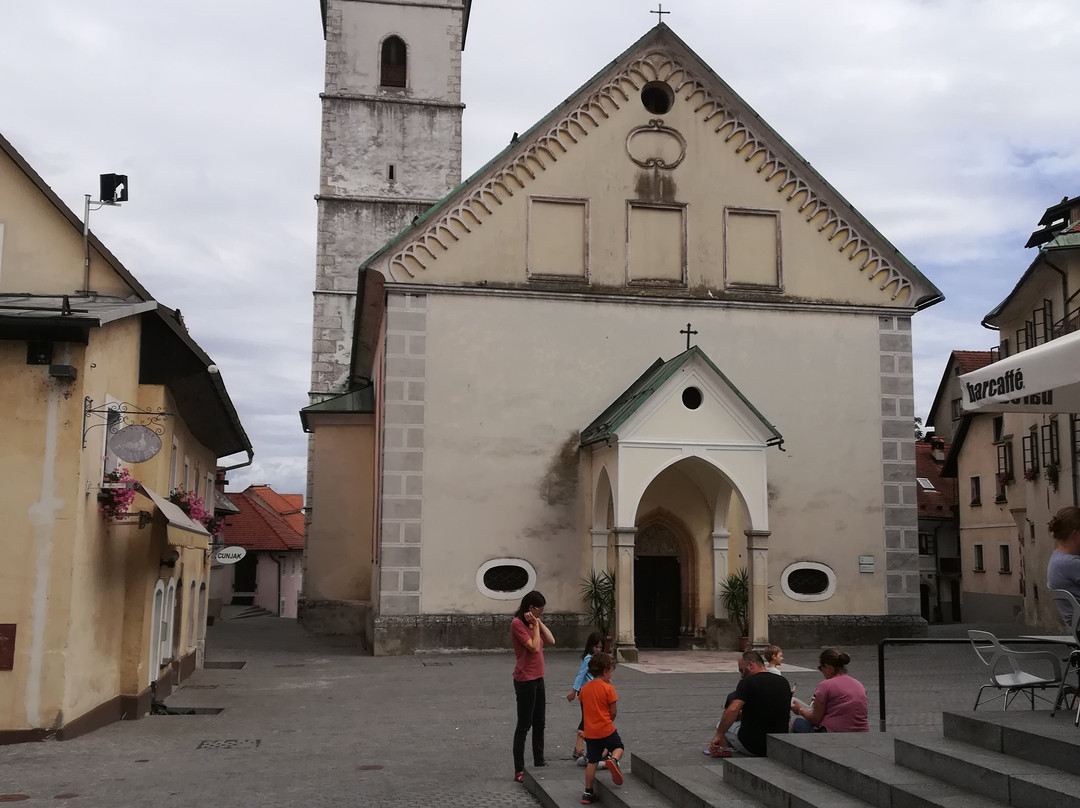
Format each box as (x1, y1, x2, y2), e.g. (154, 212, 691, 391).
(526, 756, 679, 808)
(722, 755, 874, 808)
(943, 709, 1080, 777)
(759, 732, 1003, 808)
(898, 728, 1080, 808)
(630, 751, 762, 808)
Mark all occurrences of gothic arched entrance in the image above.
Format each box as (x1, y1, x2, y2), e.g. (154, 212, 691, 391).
(633, 520, 693, 648)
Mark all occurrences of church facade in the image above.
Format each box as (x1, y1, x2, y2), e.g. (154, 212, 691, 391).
(304, 1, 942, 656)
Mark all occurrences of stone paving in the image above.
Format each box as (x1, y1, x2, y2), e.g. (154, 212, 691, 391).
(0, 616, 1055, 807)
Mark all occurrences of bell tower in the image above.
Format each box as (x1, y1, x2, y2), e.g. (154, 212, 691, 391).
(311, 0, 470, 396)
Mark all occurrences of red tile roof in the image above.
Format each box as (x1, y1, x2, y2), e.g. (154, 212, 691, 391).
(916, 441, 958, 518)
(245, 485, 305, 534)
(222, 485, 304, 551)
(952, 350, 995, 375)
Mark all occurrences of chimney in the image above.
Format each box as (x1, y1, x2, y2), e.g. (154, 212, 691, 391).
(929, 436, 946, 462)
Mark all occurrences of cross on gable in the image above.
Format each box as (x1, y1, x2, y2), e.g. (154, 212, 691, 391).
(651, 4, 670, 24)
(680, 322, 698, 350)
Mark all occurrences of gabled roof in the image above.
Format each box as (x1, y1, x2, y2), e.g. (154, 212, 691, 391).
(915, 441, 956, 519)
(361, 24, 941, 307)
(223, 485, 304, 552)
(925, 350, 995, 429)
(580, 345, 782, 447)
(0, 132, 151, 302)
(0, 131, 252, 461)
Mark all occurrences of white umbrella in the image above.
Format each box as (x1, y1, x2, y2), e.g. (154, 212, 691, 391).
(959, 329, 1080, 413)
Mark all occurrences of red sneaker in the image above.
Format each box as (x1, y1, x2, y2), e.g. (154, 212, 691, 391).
(606, 756, 623, 785)
(514, 772, 524, 783)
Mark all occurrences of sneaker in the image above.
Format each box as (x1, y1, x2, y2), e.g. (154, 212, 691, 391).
(514, 772, 524, 784)
(581, 790, 597, 804)
(576, 754, 588, 767)
(597, 760, 606, 769)
(605, 756, 623, 786)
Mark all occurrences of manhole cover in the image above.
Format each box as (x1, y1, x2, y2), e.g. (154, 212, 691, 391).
(357, 765, 383, 771)
(197, 739, 260, 749)
(0, 797, 29, 803)
(204, 661, 246, 669)
(421, 661, 452, 667)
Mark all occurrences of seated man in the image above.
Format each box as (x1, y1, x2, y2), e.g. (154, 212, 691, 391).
(709, 650, 792, 756)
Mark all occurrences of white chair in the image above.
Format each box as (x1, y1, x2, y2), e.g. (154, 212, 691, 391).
(1047, 588, 1080, 725)
(968, 630, 1065, 711)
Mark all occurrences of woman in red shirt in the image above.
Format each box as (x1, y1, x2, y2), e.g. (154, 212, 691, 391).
(511, 591, 554, 783)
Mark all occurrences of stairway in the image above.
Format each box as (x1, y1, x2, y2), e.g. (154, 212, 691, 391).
(524, 709, 1080, 808)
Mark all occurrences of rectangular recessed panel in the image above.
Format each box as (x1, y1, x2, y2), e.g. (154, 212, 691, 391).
(0, 624, 14, 671)
(528, 198, 587, 278)
(628, 204, 684, 283)
(725, 209, 780, 288)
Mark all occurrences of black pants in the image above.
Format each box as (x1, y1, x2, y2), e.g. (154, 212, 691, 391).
(512, 677, 545, 771)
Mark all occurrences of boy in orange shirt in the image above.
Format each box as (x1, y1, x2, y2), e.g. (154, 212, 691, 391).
(577, 652, 625, 804)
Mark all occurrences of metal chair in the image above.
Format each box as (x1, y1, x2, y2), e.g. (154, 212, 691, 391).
(1048, 589, 1080, 725)
(968, 630, 1064, 711)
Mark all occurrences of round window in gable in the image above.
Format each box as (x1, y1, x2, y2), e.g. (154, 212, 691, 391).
(780, 562, 836, 602)
(640, 81, 674, 115)
(477, 558, 537, 600)
(682, 386, 703, 410)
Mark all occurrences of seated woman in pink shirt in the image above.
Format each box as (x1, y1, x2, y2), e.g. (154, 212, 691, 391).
(791, 648, 868, 733)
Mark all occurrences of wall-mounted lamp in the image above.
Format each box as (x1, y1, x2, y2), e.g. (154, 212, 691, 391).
(160, 548, 180, 568)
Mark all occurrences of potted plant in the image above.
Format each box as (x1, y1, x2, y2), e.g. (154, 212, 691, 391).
(719, 567, 750, 649)
(99, 466, 136, 520)
(1046, 461, 1061, 493)
(580, 569, 616, 652)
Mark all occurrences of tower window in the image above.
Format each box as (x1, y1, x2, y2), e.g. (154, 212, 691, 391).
(388, 164, 396, 181)
(381, 36, 407, 88)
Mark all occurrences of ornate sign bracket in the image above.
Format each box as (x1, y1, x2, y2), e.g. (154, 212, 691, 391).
(82, 396, 175, 449)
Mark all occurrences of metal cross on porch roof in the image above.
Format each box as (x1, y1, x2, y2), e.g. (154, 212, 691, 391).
(651, 4, 670, 24)
(680, 322, 698, 350)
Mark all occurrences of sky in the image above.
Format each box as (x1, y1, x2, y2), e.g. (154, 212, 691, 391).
(3, 1, 1079, 495)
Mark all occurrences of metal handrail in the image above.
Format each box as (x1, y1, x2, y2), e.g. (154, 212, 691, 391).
(876, 637, 1063, 731)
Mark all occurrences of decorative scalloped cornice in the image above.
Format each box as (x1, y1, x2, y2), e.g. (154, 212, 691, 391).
(386, 50, 913, 302)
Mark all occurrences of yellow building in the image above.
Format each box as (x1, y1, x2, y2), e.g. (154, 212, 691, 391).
(946, 196, 1080, 628)
(0, 133, 252, 742)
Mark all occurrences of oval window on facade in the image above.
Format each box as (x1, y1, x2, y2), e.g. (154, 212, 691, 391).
(780, 562, 836, 602)
(476, 558, 537, 600)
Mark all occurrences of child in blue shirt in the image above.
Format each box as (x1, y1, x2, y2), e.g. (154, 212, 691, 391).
(566, 632, 603, 765)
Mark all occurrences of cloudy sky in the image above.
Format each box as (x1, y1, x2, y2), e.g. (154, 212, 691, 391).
(4, 1, 1079, 495)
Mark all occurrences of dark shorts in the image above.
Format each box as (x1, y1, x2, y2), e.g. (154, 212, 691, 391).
(584, 731, 624, 764)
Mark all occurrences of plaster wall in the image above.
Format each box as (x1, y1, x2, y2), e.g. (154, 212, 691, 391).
(306, 418, 376, 602)
(955, 414, 1022, 619)
(403, 291, 888, 619)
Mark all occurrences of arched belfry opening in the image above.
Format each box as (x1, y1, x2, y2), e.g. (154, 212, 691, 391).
(380, 35, 407, 87)
(580, 347, 782, 661)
